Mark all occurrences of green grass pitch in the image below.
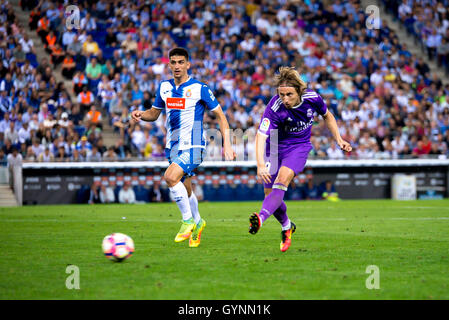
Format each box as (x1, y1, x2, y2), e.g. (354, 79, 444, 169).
(1, 200, 448, 300)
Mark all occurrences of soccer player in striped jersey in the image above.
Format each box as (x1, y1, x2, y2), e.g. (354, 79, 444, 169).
(131, 47, 235, 247)
(250, 67, 352, 252)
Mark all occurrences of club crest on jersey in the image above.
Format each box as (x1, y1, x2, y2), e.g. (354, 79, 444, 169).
(307, 108, 313, 118)
(185, 89, 192, 97)
(260, 118, 270, 131)
(166, 97, 186, 110)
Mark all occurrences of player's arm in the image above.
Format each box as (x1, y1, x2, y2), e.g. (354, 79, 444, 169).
(131, 107, 162, 122)
(255, 132, 271, 184)
(211, 106, 235, 161)
(133, 82, 164, 122)
(322, 110, 352, 152)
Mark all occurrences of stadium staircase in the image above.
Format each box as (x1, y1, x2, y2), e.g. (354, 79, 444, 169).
(365, 0, 448, 84)
(11, 0, 117, 148)
(0, 185, 18, 207)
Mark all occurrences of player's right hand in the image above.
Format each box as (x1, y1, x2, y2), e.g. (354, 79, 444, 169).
(131, 110, 142, 122)
(223, 144, 236, 161)
(257, 164, 271, 184)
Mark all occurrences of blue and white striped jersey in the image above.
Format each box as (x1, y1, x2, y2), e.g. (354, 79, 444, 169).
(152, 77, 219, 150)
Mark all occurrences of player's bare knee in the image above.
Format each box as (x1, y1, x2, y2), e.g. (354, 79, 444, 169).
(164, 173, 179, 188)
(274, 179, 289, 189)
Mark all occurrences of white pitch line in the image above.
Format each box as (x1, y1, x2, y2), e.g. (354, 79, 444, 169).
(2, 217, 449, 223)
(398, 206, 449, 210)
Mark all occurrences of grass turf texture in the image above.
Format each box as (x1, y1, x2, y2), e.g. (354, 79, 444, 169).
(1, 200, 448, 300)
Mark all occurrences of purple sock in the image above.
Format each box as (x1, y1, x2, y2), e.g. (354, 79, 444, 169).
(273, 201, 290, 229)
(259, 183, 287, 223)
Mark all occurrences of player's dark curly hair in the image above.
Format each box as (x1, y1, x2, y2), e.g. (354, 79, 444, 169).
(169, 47, 189, 61)
(275, 66, 307, 96)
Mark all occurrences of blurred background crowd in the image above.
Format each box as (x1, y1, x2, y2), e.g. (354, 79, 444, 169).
(1, 0, 449, 166)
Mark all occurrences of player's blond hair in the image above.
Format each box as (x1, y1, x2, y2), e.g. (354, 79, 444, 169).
(275, 67, 307, 96)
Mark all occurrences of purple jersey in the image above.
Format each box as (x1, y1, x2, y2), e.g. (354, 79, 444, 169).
(258, 90, 327, 148)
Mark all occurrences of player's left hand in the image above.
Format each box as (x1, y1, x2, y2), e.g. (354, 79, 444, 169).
(338, 140, 352, 152)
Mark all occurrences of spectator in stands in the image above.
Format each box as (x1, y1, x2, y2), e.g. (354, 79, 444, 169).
(0, 0, 445, 168)
(13, 43, 26, 66)
(50, 43, 65, 67)
(326, 141, 345, 159)
(2, 139, 14, 156)
(31, 137, 44, 158)
(130, 123, 145, 154)
(103, 146, 118, 161)
(70, 148, 84, 162)
(99, 184, 115, 203)
(38, 146, 54, 162)
(80, 12, 97, 32)
(303, 178, 320, 200)
(399, 144, 412, 158)
(88, 183, 101, 204)
(437, 37, 449, 70)
(67, 34, 84, 68)
(77, 86, 94, 114)
(4, 121, 18, 146)
(44, 30, 57, 55)
(113, 108, 130, 139)
(88, 146, 102, 161)
(85, 104, 102, 130)
(118, 181, 136, 204)
(82, 35, 100, 57)
(85, 57, 102, 92)
(150, 181, 163, 202)
(105, 27, 118, 47)
(76, 135, 92, 153)
(55, 145, 68, 162)
(61, 54, 76, 79)
(121, 34, 138, 54)
(151, 143, 165, 161)
(286, 180, 304, 200)
(36, 14, 50, 43)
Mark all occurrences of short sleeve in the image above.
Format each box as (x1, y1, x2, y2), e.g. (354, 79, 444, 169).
(258, 97, 281, 137)
(151, 83, 165, 110)
(201, 84, 219, 111)
(312, 94, 327, 116)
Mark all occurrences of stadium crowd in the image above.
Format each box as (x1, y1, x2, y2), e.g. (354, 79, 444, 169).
(1, 0, 449, 167)
(383, 0, 449, 74)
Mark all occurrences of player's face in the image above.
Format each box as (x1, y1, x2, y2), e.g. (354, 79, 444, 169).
(169, 55, 190, 80)
(278, 86, 301, 108)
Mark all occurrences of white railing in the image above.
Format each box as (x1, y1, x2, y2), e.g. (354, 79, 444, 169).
(22, 158, 449, 169)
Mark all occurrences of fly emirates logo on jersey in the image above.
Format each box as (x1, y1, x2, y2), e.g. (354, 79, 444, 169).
(285, 118, 314, 133)
(166, 97, 186, 110)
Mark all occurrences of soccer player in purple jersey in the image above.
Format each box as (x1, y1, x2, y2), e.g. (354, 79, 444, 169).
(249, 67, 352, 252)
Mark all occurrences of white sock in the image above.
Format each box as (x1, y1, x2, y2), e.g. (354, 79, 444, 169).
(281, 220, 291, 231)
(189, 193, 201, 224)
(169, 181, 192, 221)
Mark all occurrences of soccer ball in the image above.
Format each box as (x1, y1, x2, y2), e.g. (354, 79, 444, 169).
(102, 233, 134, 262)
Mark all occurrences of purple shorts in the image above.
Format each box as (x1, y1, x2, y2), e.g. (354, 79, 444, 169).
(263, 143, 312, 189)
